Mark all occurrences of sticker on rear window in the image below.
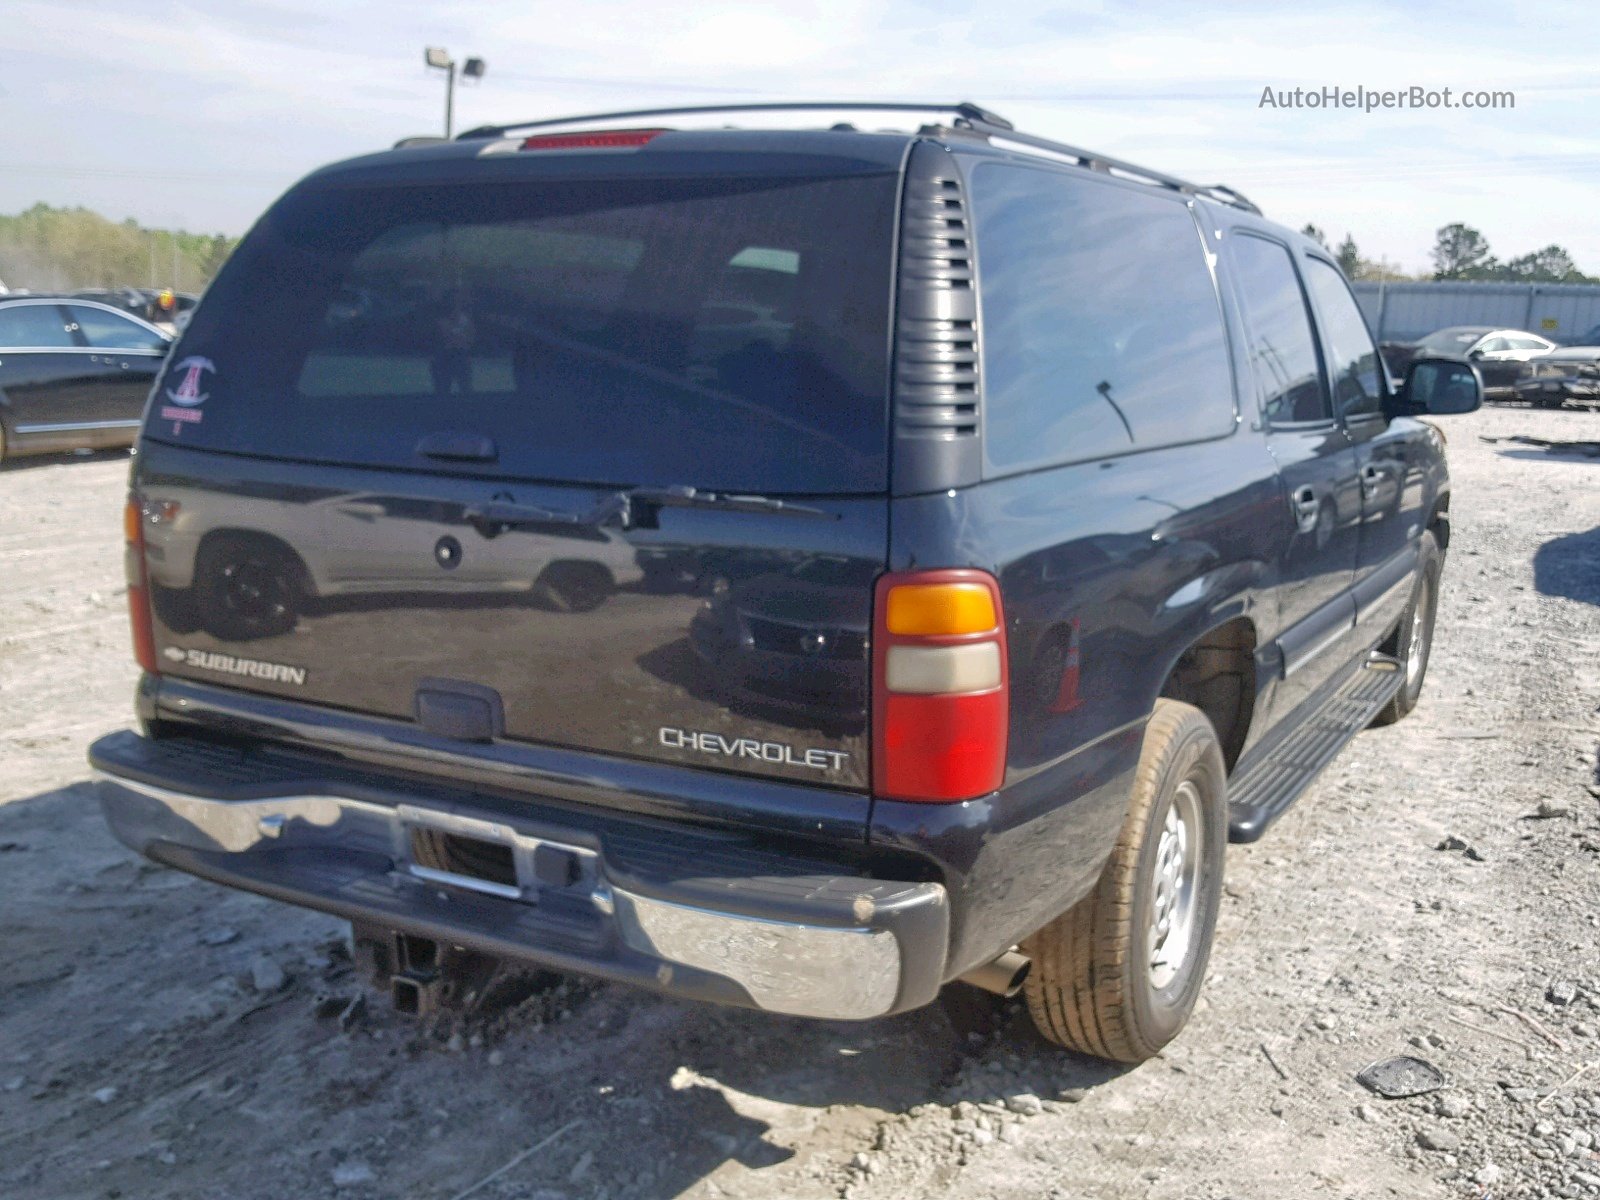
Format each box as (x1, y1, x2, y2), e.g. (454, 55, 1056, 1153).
(160, 356, 214, 434)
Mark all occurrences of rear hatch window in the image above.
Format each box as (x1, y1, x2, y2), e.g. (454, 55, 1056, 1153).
(159, 170, 897, 493)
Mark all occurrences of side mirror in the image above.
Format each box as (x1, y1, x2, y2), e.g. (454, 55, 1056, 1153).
(1467, 347, 1486, 360)
(1403, 357, 1483, 415)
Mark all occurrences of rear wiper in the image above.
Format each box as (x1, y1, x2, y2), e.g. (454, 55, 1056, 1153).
(463, 486, 834, 537)
(463, 500, 583, 528)
(624, 485, 835, 521)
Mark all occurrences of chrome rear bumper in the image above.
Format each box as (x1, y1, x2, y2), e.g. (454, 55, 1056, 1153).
(91, 734, 948, 1020)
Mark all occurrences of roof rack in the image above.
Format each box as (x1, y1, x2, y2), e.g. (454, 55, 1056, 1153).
(454, 101, 1261, 216)
(456, 101, 1013, 141)
(948, 118, 1262, 215)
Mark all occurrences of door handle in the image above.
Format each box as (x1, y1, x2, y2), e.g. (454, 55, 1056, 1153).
(1292, 486, 1320, 533)
(1360, 464, 1387, 492)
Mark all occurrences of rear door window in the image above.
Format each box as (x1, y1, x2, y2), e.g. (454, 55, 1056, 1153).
(1302, 258, 1384, 419)
(68, 305, 168, 353)
(970, 163, 1237, 474)
(162, 173, 897, 494)
(1227, 235, 1330, 425)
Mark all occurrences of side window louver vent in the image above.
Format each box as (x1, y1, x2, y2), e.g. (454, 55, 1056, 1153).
(893, 145, 983, 494)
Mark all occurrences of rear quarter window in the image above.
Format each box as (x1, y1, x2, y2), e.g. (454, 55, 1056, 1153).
(970, 163, 1237, 475)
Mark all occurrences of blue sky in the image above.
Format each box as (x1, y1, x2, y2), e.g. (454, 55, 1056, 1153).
(4, 0, 1598, 274)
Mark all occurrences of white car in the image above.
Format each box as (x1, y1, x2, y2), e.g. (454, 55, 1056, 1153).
(140, 485, 644, 640)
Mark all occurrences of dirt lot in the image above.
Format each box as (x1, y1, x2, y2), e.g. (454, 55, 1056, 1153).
(2, 406, 1598, 1200)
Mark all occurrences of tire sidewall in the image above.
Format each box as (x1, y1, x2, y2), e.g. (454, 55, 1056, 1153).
(1397, 539, 1443, 709)
(195, 535, 304, 641)
(1125, 716, 1228, 1051)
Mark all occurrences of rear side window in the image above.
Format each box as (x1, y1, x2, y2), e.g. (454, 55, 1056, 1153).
(68, 305, 167, 352)
(1227, 235, 1329, 424)
(160, 173, 897, 493)
(0, 304, 73, 348)
(1302, 259, 1384, 418)
(970, 163, 1236, 474)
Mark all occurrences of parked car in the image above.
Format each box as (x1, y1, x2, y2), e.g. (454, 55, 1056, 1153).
(1382, 325, 1555, 392)
(0, 295, 170, 463)
(71, 287, 151, 318)
(90, 101, 1481, 1064)
(138, 484, 645, 641)
(1513, 346, 1600, 408)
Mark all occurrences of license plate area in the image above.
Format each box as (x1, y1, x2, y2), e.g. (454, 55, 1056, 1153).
(396, 804, 600, 904)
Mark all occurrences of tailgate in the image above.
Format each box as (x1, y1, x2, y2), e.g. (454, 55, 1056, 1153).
(138, 446, 884, 789)
(131, 151, 898, 791)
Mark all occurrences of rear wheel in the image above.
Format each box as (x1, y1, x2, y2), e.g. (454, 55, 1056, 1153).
(149, 583, 202, 634)
(193, 534, 306, 641)
(1022, 699, 1227, 1062)
(535, 562, 614, 613)
(1371, 531, 1441, 726)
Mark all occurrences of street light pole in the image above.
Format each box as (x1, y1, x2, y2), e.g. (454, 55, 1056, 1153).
(444, 58, 456, 137)
(425, 48, 485, 138)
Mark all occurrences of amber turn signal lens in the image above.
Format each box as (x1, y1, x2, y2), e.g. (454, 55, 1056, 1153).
(884, 582, 997, 637)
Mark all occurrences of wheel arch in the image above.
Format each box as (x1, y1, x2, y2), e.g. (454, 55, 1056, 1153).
(1155, 613, 1260, 771)
(194, 526, 317, 598)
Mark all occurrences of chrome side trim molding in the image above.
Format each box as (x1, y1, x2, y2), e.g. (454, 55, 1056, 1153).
(0, 347, 165, 357)
(14, 418, 143, 434)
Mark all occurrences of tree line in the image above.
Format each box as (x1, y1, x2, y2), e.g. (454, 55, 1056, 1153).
(1301, 222, 1596, 285)
(4, 200, 1590, 295)
(0, 203, 239, 295)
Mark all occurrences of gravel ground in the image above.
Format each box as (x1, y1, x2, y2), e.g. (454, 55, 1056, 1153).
(1, 405, 1597, 1200)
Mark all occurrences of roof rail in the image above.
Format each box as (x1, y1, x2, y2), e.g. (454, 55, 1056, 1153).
(951, 118, 1262, 215)
(453, 100, 1261, 216)
(455, 100, 1014, 141)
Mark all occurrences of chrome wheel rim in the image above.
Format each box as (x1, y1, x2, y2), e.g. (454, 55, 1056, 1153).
(1406, 578, 1431, 687)
(1148, 780, 1203, 991)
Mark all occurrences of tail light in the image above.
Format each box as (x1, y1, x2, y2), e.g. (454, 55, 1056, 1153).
(124, 495, 158, 674)
(872, 569, 1008, 801)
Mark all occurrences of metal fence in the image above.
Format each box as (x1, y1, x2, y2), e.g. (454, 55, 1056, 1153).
(1352, 281, 1600, 346)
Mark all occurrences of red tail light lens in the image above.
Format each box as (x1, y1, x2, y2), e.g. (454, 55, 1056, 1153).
(520, 128, 666, 151)
(124, 495, 158, 675)
(872, 569, 1008, 801)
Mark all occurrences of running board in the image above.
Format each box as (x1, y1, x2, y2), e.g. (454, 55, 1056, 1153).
(1227, 656, 1404, 843)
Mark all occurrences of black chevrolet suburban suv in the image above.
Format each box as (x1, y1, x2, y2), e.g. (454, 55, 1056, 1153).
(91, 102, 1482, 1062)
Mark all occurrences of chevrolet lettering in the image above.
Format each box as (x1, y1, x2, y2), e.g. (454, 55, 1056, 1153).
(658, 727, 850, 772)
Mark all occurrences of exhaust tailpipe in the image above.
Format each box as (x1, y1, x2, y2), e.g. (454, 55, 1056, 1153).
(957, 950, 1031, 997)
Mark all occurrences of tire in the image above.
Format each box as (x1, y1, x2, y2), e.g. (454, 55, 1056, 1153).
(535, 562, 613, 614)
(1370, 531, 1442, 726)
(193, 533, 306, 641)
(1022, 699, 1227, 1063)
(149, 583, 202, 635)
